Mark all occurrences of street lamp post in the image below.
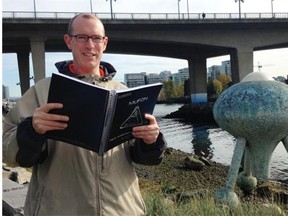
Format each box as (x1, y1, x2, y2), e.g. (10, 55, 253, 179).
(106, 0, 116, 19)
(271, 0, 275, 18)
(235, 0, 244, 19)
(90, 0, 93, 13)
(33, 0, 36, 18)
(187, 0, 190, 18)
(178, 0, 180, 19)
(16, 76, 34, 86)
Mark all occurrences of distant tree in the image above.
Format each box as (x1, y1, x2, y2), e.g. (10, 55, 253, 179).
(162, 80, 184, 100)
(213, 79, 223, 95)
(157, 88, 166, 101)
(162, 80, 174, 99)
(207, 81, 216, 97)
(207, 74, 232, 101)
(175, 83, 184, 97)
(217, 74, 232, 90)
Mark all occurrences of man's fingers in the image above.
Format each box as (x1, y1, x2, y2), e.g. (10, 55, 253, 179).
(38, 103, 64, 113)
(144, 114, 156, 124)
(132, 114, 160, 144)
(32, 103, 69, 134)
(40, 112, 69, 122)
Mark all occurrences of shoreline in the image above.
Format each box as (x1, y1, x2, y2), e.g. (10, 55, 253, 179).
(134, 147, 288, 210)
(3, 147, 287, 214)
(163, 102, 217, 125)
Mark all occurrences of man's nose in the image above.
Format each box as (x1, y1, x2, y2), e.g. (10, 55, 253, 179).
(85, 38, 95, 46)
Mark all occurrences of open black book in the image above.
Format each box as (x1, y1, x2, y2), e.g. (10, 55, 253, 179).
(46, 73, 163, 155)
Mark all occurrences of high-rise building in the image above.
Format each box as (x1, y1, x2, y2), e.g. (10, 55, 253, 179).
(207, 60, 231, 81)
(124, 72, 147, 88)
(221, 60, 231, 77)
(124, 68, 189, 87)
(2, 85, 9, 99)
(146, 73, 162, 84)
(172, 68, 189, 84)
(208, 65, 221, 82)
(159, 70, 172, 81)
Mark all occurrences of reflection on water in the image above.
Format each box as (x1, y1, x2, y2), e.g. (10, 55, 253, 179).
(154, 103, 288, 182)
(192, 126, 213, 160)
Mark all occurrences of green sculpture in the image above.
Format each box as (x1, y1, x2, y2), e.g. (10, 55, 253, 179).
(213, 72, 288, 208)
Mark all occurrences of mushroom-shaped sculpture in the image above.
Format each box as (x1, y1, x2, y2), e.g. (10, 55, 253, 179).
(213, 72, 288, 208)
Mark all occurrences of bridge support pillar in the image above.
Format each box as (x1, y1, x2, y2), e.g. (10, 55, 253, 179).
(237, 48, 254, 81)
(31, 41, 46, 83)
(188, 58, 207, 103)
(16, 51, 30, 95)
(230, 49, 240, 83)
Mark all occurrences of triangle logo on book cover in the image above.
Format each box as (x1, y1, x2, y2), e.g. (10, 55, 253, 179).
(120, 106, 143, 129)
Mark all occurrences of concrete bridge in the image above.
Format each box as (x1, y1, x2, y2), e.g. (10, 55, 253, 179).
(3, 11, 288, 102)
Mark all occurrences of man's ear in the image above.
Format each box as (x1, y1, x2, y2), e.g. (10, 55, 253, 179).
(64, 34, 72, 50)
(103, 37, 109, 52)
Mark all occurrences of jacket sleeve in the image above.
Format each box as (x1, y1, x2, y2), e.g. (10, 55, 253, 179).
(2, 78, 51, 167)
(16, 116, 47, 167)
(130, 132, 167, 165)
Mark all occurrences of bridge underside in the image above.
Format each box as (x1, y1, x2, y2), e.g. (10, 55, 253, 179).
(3, 37, 236, 103)
(3, 37, 232, 59)
(3, 18, 288, 102)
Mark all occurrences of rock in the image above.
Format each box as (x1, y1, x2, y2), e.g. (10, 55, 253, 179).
(198, 157, 213, 166)
(2, 164, 32, 184)
(2, 164, 31, 215)
(164, 148, 174, 155)
(164, 103, 216, 124)
(2, 178, 28, 216)
(175, 189, 210, 203)
(183, 156, 205, 171)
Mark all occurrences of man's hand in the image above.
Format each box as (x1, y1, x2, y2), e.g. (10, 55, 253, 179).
(132, 114, 159, 145)
(32, 103, 69, 135)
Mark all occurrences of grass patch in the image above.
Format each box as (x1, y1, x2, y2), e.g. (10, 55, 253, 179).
(141, 182, 287, 216)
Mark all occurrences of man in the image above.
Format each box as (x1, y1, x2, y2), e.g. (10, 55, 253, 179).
(3, 13, 166, 215)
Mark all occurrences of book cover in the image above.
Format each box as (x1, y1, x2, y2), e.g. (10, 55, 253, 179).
(46, 73, 162, 154)
(104, 82, 162, 153)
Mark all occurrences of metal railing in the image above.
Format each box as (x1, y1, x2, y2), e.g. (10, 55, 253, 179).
(3, 11, 288, 20)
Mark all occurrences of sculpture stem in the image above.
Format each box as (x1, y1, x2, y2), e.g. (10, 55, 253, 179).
(243, 146, 252, 176)
(225, 137, 246, 191)
(248, 141, 277, 179)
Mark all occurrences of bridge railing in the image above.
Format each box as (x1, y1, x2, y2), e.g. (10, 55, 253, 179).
(3, 11, 288, 20)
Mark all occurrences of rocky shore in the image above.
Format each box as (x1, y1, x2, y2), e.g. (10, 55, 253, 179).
(134, 148, 288, 212)
(3, 147, 288, 214)
(163, 102, 217, 125)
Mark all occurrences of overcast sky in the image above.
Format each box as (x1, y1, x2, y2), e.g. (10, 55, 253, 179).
(3, 0, 288, 13)
(2, 0, 288, 97)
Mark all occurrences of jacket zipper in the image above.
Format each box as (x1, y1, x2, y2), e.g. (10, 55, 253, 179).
(96, 153, 102, 215)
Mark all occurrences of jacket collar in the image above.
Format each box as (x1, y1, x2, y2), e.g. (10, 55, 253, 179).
(54, 60, 117, 81)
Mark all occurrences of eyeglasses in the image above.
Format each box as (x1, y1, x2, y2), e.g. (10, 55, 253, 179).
(69, 34, 106, 43)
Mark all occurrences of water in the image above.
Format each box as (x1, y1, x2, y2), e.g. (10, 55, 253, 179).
(154, 103, 288, 182)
